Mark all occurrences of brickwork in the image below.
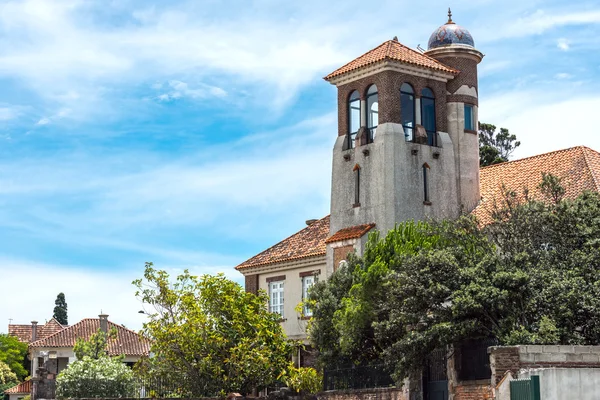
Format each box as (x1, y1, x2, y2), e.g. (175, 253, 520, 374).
(489, 346, 520, 386)
(333, 245, 354, 270)
(430, 56, 478, 96)
(453, 381, 492, 400)
(318, 387, 408, 400)
(245, 274, 259, 294)
(336, 70, 448, 138)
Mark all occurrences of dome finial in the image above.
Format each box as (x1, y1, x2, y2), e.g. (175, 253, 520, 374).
(447, 7, 454, 24)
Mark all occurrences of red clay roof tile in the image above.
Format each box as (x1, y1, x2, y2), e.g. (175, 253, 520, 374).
(29, 318, 151, 357)
(235, 216, 330, 270)
(9, 318, 65, 343)
(325, 223, 376, 243)
(324, 39, 458, 81)
(4, 380, 31, 395)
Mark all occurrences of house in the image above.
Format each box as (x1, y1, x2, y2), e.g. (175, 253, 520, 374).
(3, 380, 31, 400)
(27, 313, 150, 377)
(8, 318, 65, 344)
(235, 10, 600, 372)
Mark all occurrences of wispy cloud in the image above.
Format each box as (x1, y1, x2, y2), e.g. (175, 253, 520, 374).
(557, 38, 570, 51)
(156, 80, 227, 102)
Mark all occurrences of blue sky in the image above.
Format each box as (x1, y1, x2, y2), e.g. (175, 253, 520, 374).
(1, 0, 600, 331)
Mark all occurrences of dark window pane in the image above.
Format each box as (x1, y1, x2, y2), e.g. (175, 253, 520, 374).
(367, 93, 378, 129)
(421, 87, 434, 99)
(401, 83, 414, 94)
(349, 100, 360, 134)
(421, 97, 436, 145)
(464, 105, 473, 130)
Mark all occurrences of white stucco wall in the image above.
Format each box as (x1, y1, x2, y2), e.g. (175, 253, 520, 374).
(520, 368, 600, 400)
(258, 260, 326, 340)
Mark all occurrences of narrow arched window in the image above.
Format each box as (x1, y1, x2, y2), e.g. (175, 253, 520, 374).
(348, 91, 361, 148)
(400, 83, 415, 142)
(353, 164, 360, 206)
(367, 85, 378, 140)
(423, 163, 430, 204)
(421, 88, 436, 146)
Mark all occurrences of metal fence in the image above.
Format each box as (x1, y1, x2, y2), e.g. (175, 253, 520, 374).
(323, 364, 394, 391)
(510, 376, 541, 400)
(458, 338, 498, 381)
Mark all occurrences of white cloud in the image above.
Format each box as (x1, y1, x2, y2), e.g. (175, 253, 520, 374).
(36, 117, 50, 125)
(157, 80, 227, 102)
(554, 72, 572, 80)
(0, 107, 19, 121)
(557, 38, 570, 51)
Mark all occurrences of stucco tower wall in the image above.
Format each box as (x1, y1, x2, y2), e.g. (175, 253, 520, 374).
(330, 122, 460, 239)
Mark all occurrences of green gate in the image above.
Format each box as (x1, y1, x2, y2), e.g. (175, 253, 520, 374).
(510, 375, 541, 400)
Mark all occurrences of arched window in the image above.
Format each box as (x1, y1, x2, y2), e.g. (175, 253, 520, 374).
(400, 83, 415, 142)
(366, 85, 378, 140)
(421, 88, 436, 146)
(423, 163, 430, 204)
(348, 91, 361, 148)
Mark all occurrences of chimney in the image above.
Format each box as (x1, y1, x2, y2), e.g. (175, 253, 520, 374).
(31, 321, 38, 342)
(99, 313, 108, 333)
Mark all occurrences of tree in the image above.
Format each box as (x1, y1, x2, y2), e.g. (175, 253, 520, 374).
(56, 357, 135, 400)
(53, 293, 68, 325)
(0, 334, 28, 380)
(309, 182, 600, 383)
(0, 360, 18, 393)
(479, 122, 520, 166)
(133, 264, 291, 397)
(56, 325, 133, 399)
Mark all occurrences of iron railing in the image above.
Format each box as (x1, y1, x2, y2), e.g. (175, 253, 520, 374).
(458, 338, 498, 381)
(323, 364, 394, 391)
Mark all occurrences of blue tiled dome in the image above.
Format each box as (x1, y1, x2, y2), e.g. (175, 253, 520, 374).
(427, 13, 474, 50)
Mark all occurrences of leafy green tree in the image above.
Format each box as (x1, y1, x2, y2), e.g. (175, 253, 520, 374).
(479, 122, 520, 166)
(0, 360, 18, 393)
(53, 293, 68, 325)
(73, 328, 118, 360)
(282, 365, 322, 394)
(310, 181, 600, 383)
(56, 357, 135, 400)
(133, 263, 291, 396)
(0, 334, 28, 380)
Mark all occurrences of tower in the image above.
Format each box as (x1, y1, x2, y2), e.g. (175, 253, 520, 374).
(324, 12, 483, 273)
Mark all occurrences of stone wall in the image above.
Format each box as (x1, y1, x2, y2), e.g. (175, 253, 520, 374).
(317, 387, 408, 400)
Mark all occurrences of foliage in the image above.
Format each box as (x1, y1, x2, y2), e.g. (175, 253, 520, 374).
(0, 360, 18, 393)
(479, 122, 520, 166)
(53, 293, 68, 325)
(309, 180, 600, 384)
(56, 356, 135, 399)
(133, 264, 291, 396)
(282, 365, 322, 394)
(74, 328, 119, 361)
(0, 334, 28, 380)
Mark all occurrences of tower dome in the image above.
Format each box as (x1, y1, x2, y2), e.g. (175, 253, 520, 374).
(427, 9, 475, 50)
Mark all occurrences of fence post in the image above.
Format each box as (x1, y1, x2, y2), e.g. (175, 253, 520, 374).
(530, 376, 541, 400)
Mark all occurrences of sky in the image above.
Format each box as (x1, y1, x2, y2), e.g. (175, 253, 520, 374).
(1, 0, 600, 332)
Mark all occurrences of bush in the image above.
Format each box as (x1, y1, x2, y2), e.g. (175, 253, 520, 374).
(56, 356, 135, 399)
(283, 365, 322, 394)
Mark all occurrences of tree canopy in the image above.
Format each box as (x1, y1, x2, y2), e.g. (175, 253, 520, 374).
(479, 122, 520, 166)
(308, 178, 600, 383)
(0, 360, 18, 393)
(133, 263, 291, 397)
(0, 334, 28, 380)
(53, 292, 68, 325)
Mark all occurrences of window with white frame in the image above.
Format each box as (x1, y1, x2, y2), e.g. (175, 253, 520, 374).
(302, 275, 316, 316)
(269, 280, 284, 317)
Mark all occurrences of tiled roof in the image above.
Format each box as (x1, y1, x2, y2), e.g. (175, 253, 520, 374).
(473, 146, 600, 224)
(9, 318, 65, 343)
(325, 223, 376, 243)
(235, 215, 330, 270)
(324, 39, 458, 81)
(29, 318, 151, 357)
(4, 380, 31, 394)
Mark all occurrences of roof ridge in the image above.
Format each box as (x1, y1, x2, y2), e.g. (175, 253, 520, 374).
(235, 215, 330, 270)
(323, 41, 390, 80)
(391, 39, 455, 69)
(30, 318, 85, 347)
(107, 320, 148, 339)
(480, 146, 588, 170)
(581, 147, 600, 192)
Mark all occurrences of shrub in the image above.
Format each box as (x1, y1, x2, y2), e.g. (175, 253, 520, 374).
(56, 356, 135, 399)
(283, 365, 322, 394)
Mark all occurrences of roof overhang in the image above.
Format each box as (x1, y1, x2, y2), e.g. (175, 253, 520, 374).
(236, 254, 326, 276)
(325, 60, 456, 87)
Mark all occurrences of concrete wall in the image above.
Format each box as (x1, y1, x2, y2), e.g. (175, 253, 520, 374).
(258, 262, 325, 341)
(330, 122, 460, 238)
(318, 387, 408, 400)
(520, 368, 600, 400)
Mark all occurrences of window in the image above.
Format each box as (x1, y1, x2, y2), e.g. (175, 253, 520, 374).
(401, 83, 415, 141)
(421, 88, 436, 146)
(302, 275, 316, 316)
(354, 164, 360, 206)
(423, 163, 430, 203)
(464, 104, 474, 131)
(367, 85, 378, 140)
(348, 90, 361, 148)
(269, 281, 284, 317)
